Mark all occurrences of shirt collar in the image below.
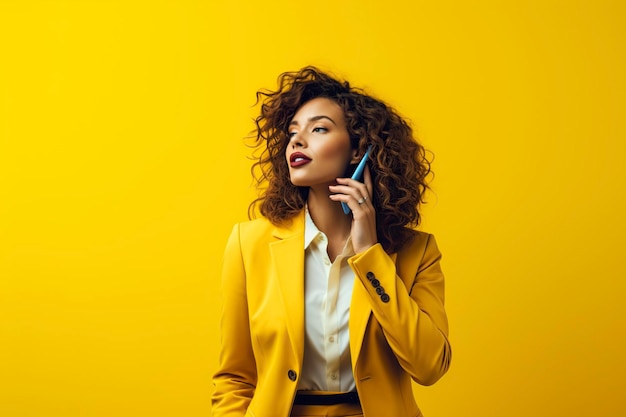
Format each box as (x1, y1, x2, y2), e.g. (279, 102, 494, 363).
(304, 206, 322, 250)
(303, 206, 355, 257)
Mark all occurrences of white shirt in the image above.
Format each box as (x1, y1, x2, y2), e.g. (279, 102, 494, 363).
(297, 208, 356, 392)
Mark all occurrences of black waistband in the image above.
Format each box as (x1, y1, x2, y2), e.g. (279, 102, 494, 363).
(294, 391, 360, 405)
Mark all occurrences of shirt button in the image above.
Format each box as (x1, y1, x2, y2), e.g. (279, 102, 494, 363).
(329, 336, 335, 343)
(330, 373, 337, 380)
(324, 258, 331, 266)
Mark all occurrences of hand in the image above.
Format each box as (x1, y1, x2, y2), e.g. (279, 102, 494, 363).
(329, 165, 378, 254)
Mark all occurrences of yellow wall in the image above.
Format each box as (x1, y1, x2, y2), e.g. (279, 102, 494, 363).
(1, 1, 624, 416)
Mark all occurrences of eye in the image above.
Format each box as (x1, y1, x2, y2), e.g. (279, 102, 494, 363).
(312, 126, 328, 133)
(287, 131, 297, 138)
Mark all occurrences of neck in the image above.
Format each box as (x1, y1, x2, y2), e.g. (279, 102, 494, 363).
(306, 185, 352, 242)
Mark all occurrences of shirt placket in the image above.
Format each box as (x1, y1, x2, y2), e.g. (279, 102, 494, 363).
(317, 234, 342, 392)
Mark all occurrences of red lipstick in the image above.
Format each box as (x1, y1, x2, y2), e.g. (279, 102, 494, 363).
(289, 152, 311, 167)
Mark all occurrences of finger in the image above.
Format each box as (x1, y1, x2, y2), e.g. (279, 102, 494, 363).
(329, 183, 368, 203)
(334, 177, 370, 199)
(363, 165, 373, 199)
(329, 189, 373, 219)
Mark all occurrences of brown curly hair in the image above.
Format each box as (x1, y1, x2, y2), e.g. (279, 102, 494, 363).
(248, 66, 432, 253)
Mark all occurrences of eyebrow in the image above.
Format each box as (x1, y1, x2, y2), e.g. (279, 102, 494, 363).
(289, 115, 337, 126)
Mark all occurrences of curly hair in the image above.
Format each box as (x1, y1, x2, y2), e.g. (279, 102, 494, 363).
(248, 66, 432, 253)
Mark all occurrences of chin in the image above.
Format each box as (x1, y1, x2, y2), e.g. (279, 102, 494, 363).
(289, 178, 310, 187)
(288, 171, 308, 186)
(289, 172, 340, 188)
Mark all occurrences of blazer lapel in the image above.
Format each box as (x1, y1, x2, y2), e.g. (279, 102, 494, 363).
(269, 212, 306, 368)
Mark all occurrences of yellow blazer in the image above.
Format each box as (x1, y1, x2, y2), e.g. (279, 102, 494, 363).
(212, 211, 451, 417)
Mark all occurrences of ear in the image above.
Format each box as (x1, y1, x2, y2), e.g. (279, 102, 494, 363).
(349, 147, 361, 164)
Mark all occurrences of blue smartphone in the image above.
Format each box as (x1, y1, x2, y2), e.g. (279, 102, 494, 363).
(342, 145, 373, 214)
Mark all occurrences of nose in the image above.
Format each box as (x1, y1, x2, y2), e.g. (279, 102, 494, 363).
(289, 132, 306, 148)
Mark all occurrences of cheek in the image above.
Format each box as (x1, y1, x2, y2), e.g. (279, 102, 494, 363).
(318, 138, 352, 163)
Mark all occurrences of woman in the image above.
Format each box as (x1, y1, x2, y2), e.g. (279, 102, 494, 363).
(212, 67, 451, 417)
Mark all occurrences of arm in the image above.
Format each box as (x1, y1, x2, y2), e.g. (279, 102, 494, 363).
(348, 234, 451, 385)
(211, 224, 257, 417)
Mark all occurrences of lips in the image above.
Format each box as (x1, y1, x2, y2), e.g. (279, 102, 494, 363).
(289, 152, 311, 167)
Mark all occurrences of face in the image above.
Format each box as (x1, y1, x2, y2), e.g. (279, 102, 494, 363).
(285, 97, 359, 189)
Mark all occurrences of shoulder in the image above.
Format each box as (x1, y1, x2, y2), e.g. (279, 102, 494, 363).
(397, 229, 434, 251)
(224, 218, 273, 251)
(236, 216, 275, 236)
(229, 212, 304, 244)
(396, 229, 442, 268)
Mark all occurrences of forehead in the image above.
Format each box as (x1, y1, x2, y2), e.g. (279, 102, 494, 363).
(291, 97, 345, 122)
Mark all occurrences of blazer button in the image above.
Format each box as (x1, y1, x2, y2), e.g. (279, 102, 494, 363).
(380, 293, 390, 303)
(287, 369, 297, 381)
(366, 272, 375, 281)
(375, 286, 385, 295)
(370, 278, 380, 288)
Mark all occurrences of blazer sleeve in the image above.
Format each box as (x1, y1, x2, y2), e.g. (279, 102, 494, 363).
(347, 233, 451, 386)
(211, 224, 257, 417)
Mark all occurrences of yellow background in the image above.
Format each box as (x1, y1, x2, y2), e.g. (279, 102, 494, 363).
(1, 1, 625, 416)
